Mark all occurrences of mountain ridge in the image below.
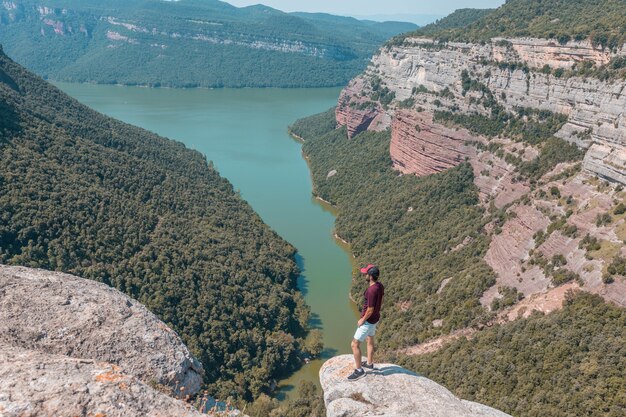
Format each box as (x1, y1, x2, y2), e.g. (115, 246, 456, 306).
(0, 0, 416, 88)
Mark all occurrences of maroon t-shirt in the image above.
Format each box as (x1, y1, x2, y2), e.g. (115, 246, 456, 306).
(361, 282, 384, 324)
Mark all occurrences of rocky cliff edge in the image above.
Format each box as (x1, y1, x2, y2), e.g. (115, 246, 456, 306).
(320, 355, 511, 417)
(0, 265, 242, 417)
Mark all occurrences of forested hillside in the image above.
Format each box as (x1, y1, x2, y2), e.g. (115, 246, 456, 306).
(292, 109, 626, 416)
(396, 292, 626, 417)
(0, 0, 416, 88)
(413, 8, 494, 35)
(293, 111, 496, 348)
(0, 45, 310, 401)
(398, 0, 626, 48)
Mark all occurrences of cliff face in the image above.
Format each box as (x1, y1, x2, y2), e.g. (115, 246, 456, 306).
(0, 265, 242, 416)
(337, 37, 626, 185)
(336, 37, 626, 313)
(320, 355, 511, 417)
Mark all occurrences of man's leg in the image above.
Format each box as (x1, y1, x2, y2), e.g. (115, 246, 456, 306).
(351, 338, 362, 369)
(366, 336, 375, 365)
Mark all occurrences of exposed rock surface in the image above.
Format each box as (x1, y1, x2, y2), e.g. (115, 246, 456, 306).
(390, 110, 476, 176)
(0, 345, 205, 417)
(336, 35, 626, 354)
(0, 265, 203, 398)
(336, 78, 389, 138)
(320, 355, 511, 417)
(337, 37, 626, 184)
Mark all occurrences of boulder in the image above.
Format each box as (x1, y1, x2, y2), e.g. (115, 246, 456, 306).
(320, 355, 511, 417)
(0, 265, 203, 398)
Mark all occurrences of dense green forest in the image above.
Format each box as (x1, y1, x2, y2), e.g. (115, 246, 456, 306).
(413, 8, 495, 35)
(0, 46, 311, 401)
(293, 109, 626, 416)
(398, 0, 626, 49)
(0, 0, 416, 88)
(293, 110, 497, 349)
(395, 292, 626, 416)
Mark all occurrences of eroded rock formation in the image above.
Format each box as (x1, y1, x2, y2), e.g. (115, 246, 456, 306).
(320, 355, 511, 417)
(337, 37, 626, 184)
(336, 35, 626, 342)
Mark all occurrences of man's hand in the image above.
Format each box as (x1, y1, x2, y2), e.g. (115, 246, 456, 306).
(357, 318, 365, 327)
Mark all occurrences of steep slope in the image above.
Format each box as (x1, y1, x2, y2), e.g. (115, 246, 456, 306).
(293, 2, 626, 415)
(0, 0, 416, 88)
(398, 0, 626, 47)
(0, 45, 308, 401)
(413, 8, 495, 35)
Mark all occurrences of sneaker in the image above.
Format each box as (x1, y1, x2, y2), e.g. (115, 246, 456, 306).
(361, 361, 374, 370)
(347, 368, 365, 381)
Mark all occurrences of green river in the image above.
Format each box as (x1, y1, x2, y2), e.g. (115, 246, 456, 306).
(55, 83, 359, 400)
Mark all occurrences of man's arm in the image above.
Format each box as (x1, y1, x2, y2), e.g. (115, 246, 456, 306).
(358, 307, 374, 326)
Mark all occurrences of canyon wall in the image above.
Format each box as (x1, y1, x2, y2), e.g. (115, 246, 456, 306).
(336, 37, 626, 312)
(337, 37, 626, 185)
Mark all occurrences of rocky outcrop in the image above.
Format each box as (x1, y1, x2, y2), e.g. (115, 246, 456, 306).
(0, 265, 250, 416)
(0, 345, 205, 417)
(336, 78, 389, 138)
(390, 110, 476, 176)
(320, 355, 511, 417)
(0, 265, 203, 398)
(337, 37, 626, 184)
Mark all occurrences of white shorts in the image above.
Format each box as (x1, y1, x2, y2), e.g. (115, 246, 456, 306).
(353, 322, 377, 342)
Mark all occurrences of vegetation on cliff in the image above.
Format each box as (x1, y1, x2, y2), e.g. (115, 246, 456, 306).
(415, 8, 495, 35)
(398, 0, 626, 50)
(0, 48, 309, 401)
(293, 110, 497, 349)
(395, 292, 626, 417)
(0, 0, 415, 88)
(294, 109, 626, 416)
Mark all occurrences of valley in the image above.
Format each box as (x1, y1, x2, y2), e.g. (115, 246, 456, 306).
(1, 0, 626, 416)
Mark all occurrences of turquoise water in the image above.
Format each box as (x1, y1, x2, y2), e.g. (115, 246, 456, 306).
(55, 83, 359, 398)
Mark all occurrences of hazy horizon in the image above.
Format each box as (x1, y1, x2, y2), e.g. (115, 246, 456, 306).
(227, 0, 506, 25)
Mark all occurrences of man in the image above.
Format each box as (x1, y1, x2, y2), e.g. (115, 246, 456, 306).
(347, 264, 384, 381)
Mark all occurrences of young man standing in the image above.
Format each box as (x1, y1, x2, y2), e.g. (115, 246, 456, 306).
(348, 264, 384, 381)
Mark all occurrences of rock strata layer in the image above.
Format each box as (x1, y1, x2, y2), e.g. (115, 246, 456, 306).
(0, 265, 203, 398)
(320, 355, 511, 417)
(337, 37, 626, 184)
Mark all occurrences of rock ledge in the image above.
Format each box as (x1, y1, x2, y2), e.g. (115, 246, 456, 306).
(320, 355, 511, 417)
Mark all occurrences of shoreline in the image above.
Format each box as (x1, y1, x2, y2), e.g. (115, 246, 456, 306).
(52, 79, 346, 91)
(288, 131, 306, 143)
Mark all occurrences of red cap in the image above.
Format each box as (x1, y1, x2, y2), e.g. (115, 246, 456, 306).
(360, 264, 376, 274)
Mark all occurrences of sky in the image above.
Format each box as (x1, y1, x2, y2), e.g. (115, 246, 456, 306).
(226, 0, 506, 24)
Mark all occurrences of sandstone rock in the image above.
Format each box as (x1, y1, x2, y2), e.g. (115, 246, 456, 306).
(390, 110, 476, 176)
(0, 345, 205, 417)
(0, 265, 203, 398)
(336, 77, 390, 138)
(320, 355, 511, 417)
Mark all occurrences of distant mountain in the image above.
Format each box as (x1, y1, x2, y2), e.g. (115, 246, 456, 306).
(0, 0, 417, 88)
